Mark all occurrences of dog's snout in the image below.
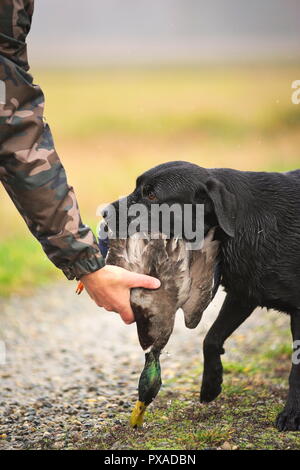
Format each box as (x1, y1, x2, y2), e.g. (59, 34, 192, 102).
(101, 204, 116, 222)
(101, 209, 108, 219)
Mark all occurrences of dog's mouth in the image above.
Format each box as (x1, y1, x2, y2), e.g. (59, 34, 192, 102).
(99, 220, 209, 251)
(98, 221, 111, 259)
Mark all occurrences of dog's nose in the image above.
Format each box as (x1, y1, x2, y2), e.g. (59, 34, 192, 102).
(101, 204, 116, 222)
(102, 208, 108, 219)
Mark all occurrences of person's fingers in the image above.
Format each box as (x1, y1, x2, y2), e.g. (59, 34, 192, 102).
(118, 304, 135, 324)
(80, 267, 155, 324)
(103, 305, 113, 311)
(126, 272, 161, 289)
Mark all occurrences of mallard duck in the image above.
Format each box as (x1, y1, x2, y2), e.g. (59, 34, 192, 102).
(104, 228, 220, 428)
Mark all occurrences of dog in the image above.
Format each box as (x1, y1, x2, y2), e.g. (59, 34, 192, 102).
(105, 160, 300, 431)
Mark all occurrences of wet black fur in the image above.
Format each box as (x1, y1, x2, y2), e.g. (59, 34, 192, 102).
(113, 161, 300, 431)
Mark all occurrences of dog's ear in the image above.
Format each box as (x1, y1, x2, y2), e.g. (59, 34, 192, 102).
(206, 178, 237, 237)
(195, 178, 237, 237)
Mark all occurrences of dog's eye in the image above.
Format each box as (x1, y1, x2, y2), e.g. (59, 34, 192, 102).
(142, 186, 156, 200)
(147, 191, 156, 201)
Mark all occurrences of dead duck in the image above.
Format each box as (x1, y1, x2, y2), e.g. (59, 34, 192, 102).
(104, 228, 220, 428)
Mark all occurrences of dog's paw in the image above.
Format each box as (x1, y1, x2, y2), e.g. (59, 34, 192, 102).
(276, 409, 300, 431)
(200, 375, 222, 403)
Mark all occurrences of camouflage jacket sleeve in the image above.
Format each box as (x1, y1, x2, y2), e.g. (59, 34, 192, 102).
(0, 0, 104, 280)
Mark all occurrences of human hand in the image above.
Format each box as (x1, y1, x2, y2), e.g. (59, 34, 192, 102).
(80, 265, 161, 324)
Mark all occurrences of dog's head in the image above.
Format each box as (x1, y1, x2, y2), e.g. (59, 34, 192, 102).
(104, 161, 237, 239)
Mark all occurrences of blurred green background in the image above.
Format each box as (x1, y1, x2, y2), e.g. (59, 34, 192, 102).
(0, 0, 299, 295)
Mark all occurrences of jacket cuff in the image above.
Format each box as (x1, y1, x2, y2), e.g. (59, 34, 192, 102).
(62, 253, 105, 281)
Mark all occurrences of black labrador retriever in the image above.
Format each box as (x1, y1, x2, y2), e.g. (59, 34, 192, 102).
(107, 160, 300, 431)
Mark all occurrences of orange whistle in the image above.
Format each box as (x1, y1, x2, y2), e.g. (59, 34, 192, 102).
(76, 281, 84, 295)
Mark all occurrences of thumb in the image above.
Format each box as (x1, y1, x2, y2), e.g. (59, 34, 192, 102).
(127, 272, 161, 289)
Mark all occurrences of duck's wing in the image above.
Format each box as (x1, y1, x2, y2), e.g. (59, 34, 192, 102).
(130, 236, 191, 351)
(105, 238, 127, 267)
(182, 228, 220, 329)
(105, 236, 178, 351)
(105, 235, 149, 272)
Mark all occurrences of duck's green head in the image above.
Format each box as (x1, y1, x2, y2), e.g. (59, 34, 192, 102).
(130, 350, 162, 428)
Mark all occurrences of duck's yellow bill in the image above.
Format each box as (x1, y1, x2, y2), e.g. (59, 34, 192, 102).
(130, 401, 147, 429)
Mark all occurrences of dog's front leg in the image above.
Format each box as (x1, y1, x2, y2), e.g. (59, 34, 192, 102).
(276, 311, 300, 431)
(200, 293, 255, 403)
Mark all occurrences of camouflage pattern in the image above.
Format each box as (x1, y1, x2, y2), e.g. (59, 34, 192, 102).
(0, 0, 104, 279)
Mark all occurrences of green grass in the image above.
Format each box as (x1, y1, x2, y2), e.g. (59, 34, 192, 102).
(263, 344, 293, 361)
(0, 237, 60, 296)
(0, 215, 98, 296)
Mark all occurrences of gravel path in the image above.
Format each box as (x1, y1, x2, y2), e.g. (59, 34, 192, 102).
(0, 281, 290, 449)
